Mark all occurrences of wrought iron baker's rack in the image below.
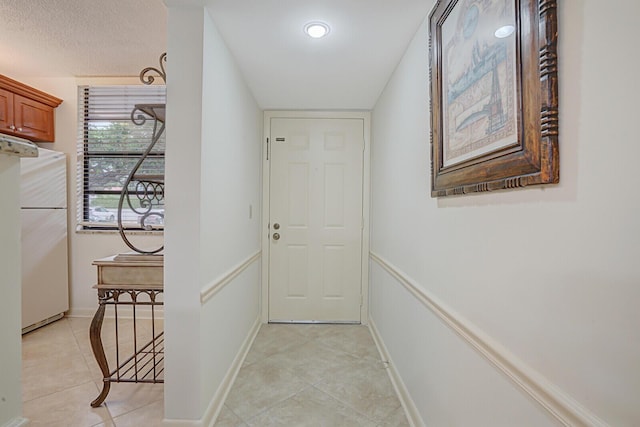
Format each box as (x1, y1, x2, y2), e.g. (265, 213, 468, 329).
(117, 53, 166, 254)
(89, 54, 168, 408)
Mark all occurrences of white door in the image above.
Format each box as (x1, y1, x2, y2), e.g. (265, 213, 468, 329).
(268, 117, 364, 322)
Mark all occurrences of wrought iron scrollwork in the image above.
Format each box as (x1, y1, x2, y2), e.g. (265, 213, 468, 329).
(139, 52, 166, 85)
(117, 53, 166, 255)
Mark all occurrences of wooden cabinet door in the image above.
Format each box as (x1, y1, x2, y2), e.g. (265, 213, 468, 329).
(13, 94, 54, 142)
(0, 88, 13, 134)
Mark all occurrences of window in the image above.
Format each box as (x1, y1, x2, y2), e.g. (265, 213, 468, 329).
(78, 85, 166, 230)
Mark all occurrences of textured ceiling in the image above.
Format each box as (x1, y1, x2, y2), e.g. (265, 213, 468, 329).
(0, 0, 167, 77)
(0, 0, 433, 109)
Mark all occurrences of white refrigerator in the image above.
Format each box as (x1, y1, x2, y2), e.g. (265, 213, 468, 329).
(20, 147, 69, 333)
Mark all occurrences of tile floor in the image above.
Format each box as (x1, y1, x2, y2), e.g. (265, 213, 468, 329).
(22, 316, 164, 427)
(22, 318, 409, 426)
(216, 323, 409, 426)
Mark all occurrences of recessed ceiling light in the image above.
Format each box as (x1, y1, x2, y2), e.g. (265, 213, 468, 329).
(494, 25, 515, 38)
(304, 22, 330, 39)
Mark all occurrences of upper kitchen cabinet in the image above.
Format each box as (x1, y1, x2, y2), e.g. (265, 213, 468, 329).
(0, 75, 62, 143)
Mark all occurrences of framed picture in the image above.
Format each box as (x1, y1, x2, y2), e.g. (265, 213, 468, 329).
(429, 0, 558, 197)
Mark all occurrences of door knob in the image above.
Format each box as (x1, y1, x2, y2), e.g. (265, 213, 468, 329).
(272, 233, 280, 241)
(273, 223, 280, 230)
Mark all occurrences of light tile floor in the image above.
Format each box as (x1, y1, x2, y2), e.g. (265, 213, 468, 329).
(22, 318, 408, 426)
(215, 324, 409, 426)
(22, 316, 164, 427)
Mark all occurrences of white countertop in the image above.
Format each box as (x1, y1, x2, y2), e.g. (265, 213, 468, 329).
(0, 134, 38, 157)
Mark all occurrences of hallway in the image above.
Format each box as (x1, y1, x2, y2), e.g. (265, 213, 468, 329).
(21, 318, 408, 426)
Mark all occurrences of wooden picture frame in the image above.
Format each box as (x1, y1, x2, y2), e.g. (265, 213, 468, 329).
(429, 0, 558, 197)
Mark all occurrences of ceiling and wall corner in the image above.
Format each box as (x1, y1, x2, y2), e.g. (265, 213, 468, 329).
(0, 0, 432, 110)
(203, 0, 432, 109)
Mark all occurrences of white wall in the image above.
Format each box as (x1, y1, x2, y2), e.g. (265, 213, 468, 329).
(163, 5, 204, 420)
(370, 1, 640, 426)
(164, 3, 262, 423)
(198, 7, 262, 414)
(0, 72, 163, 317)
(0, 156, 24, 425)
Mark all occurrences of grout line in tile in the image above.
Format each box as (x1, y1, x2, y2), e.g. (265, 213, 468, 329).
(21, 378, 97, 404)
(109, 397, 160, 422)
(222, 403, 245, 426)
(309, 383, 384, 424)
(21, 317, 144, 427)
(308, 382, 381, 424)
(241, 383, 315, 425)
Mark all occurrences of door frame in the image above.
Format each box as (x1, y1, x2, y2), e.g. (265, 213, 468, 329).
(261, 111, 371, 324)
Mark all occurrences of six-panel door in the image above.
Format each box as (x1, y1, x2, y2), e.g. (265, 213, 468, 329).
(268, 117, 365, 322)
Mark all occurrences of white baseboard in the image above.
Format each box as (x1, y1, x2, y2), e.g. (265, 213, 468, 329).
(66, 308, 97, 318)
(201, 316, 261, 426)
(1, 417, 29, 427)
(161, 418, 200, 427)
(369, 319, 425, 427)
(370, 252, 609, 427)
(66, 306, 164, 320)
(161, 316, 262, 427)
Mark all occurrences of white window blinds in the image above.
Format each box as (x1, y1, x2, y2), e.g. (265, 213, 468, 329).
(77, 85, 166, 229)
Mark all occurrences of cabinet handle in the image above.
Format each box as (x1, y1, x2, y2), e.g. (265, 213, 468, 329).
(17, 128, 22, 132)
(9, 125, 15, 130)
